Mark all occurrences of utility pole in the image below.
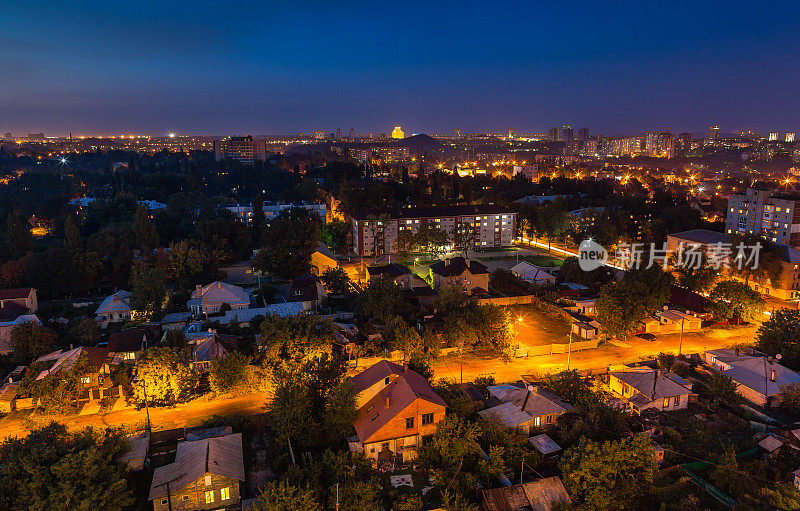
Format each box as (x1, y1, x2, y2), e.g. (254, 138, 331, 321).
(459, 338, 464, 384)
(335, 483, 339, 511)
(520, 458, 524, 483)
(566, 328, 573, 370)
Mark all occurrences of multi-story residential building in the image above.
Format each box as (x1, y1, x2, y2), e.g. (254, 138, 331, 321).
(350, 361, 446, 462)
(645, 130, 674, 158)
(374, 146, 411, 162)
(512, 165, 539, 181)
(212, 135, 267, 164)
(607, 136, 644, 157)
(223, 201, 327, 223)
(725, 187, 800, 246)
(351, 205, 516, 257)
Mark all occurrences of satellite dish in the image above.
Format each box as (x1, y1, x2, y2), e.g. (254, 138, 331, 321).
(777, 354, 783, 360)
(663, 305, 668, 310)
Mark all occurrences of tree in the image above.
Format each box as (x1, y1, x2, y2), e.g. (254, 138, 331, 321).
(64, 214, 82, 253)
(0, 423, 134, 511)
(395, 230, 418, 259)
(131, 347, 196, 407)
(757, 308, 800, 369)
(10, 322, 56, 362)
(595, 280, 650, 338)
(417, 414, 483, 497)
(132, 204, 159, 250)
(251, 192, 265, 247)
(259, 314, 336, 367)
(624, 265, 674, 311)
(169, 240, 208, 286)
(320, 267, 351, 296)
(543, 370, 602, 409)
(130, 268, 168, 319)
(779, 383, 800, 417)
(416, 224, 450, 257)
(251, 481, 321, 511)
(23, 354, 92, 414)
(209, 352, 250, 394)
(319, 220, 350, 253)
(441, 303, 516, 358)
(253, 208, 320, 279)
(355, 276, 408, 324)
(536, 205, 571, 251)
(451, 226, 474, 258)
(69, 318, 101, 346)
(329, 480, 382, 511)
(559, 434, 657, 511)
(6, 212, 31, 259)
(705, 373, 742, 406)
(708, 280, 765, 323)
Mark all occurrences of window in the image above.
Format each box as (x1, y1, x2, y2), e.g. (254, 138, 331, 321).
(663, 398, 670, 408)
(205, 490, 215, 504)
(384, 377, 390, 385)
(421, 434, 434, 445)
(421, 413, 434, 425)
(221, 487, 230, 500)
(80, 376, 91, 384)
(406, 417, 414, 429)
(546, 415, 552, 424)
(674, 396, 680, 406)
(160, 499, 168, 505)
(182, 495, 190, 501)
(534, 416, 540, 427)
(204, 475, 212, 486)
(381, 442, 390, 451)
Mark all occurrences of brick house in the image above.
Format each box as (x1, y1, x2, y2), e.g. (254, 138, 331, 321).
(108, 328, 148, 363)
(149, 432, 244, 511)
(429, 257, 489, 294)
(350, 360, 446, 462)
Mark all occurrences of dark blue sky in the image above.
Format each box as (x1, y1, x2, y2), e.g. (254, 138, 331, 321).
(2, 1, 799, 136)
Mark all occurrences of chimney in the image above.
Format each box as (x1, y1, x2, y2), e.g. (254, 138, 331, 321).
(403, 362, 408, 372)
(385, 396, 391, 408)
(735, 348, 740, 357)
(195, 284, 202, 292)
(528, 385, 538, 395)
(771, 369, 777, 382)
(444, 259, 450, 266)
(465, 257, 471, 268)
(69, 343, 73, 350)
(216, 282, 222, 289)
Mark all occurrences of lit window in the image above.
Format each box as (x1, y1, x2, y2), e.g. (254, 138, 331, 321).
(221, 487, 230, 500)
(81, 376, 91, 384)
(205, 490, 215, 504)
(204, 475, 212, 486)
(534, 416, 540, 426)
(662, 398, 670, 408)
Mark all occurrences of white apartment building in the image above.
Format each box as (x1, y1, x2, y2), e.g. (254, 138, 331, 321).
(726, 187, 800, 247)
(224, 202, 327, 223)
(213, 135, 268, 164)
(351, 205, 516, 257)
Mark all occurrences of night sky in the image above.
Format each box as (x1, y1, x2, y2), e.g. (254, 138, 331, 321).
(2, 1, 800, 136)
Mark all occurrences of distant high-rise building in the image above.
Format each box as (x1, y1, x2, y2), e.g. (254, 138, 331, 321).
(2, 133, 12, 140)
(313, 130, 327, 140)
(676, 133, 693, 155)
(645, 130, 674, 158)
(562, 125, 574, 143)
(707, 125, 720, 140)
(786, 132, 796, 143)
(577, 127, 589, 142)
(335, 128, 342, 140)
(548, 127, 560, 141)
(726, 187, 800, 247)
(213, 135, 267, 164)
(507, 128, 516, 139)
(453, 128, 462, 138)
(27, 133, 45, 141)
(769, 132, 780, 142)
(349, 128, 355, 139)
(391, 125, 405, 139)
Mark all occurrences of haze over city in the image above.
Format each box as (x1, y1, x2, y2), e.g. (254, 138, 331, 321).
(3, 1, 800, 135)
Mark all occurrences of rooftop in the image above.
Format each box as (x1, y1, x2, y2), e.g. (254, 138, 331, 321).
(430, 256, 488, 277)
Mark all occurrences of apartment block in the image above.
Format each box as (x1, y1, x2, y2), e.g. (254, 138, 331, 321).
(726, 187, 800, 246)
(351, 205, 516, 257)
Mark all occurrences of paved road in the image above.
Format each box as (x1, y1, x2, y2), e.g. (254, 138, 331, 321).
(0, 392, 269, 441)
(432, 324, 758, 383)
(0, 324, 757, 440)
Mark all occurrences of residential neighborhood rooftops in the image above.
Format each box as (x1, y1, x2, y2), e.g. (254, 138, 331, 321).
(430, 257, 488, 277)
(667, 229, 731, 246)
(353, 204, 514, 220)
(487, 384, 573, 418)
(609, 370, 691, 402)
(188, 281, 250, 308)
(95, 290, 131, 315)
(529, 434, 562, 455)
(149, 432, 244, 501)
(0, 288, 34, 300)
(34, 346, 109, 380)
(723, 357, 800, 396)
(479, 476, 571, 511)
(108, 329, 147, 353)
(351, 360, 445, 406)
(479, 402, 535, 428)
(367, 263, 410, 278)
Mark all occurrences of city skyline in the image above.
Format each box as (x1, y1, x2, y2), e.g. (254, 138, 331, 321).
(3, 1, 800, 135)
